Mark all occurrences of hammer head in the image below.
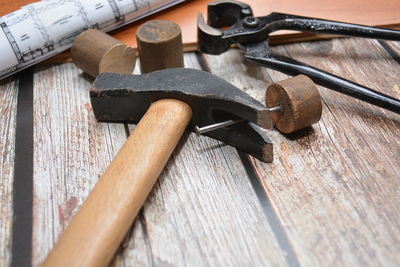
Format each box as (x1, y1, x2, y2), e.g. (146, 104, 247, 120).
(90, 68, 273, 162)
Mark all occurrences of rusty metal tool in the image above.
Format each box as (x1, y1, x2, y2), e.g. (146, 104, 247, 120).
(90, 69, 275, 160)
(197, 0, 400, 114)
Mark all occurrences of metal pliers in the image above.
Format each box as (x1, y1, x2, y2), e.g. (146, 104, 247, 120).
(197, 0, 400, 114)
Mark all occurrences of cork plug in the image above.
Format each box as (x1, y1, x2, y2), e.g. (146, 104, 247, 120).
(136, 20, 184, 74)
(71, 29, 136, 77)
(266, 75, 322, 133)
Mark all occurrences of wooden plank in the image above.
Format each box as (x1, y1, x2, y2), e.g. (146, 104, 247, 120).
(135, 134, 287, 266)
(111, 53, 289, 266)
(0, 77, 18, 266)
(30, 63, 152, 266)
(203, 38, 400, 266)
(381, 41, 400, 68)
(255, 38, 400, 266)
(389, 40, 400, 56)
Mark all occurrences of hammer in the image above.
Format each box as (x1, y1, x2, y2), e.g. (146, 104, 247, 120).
(44, 66, 323, 265)
(43, 68, 277, 266)
(43, 21, 320, 266)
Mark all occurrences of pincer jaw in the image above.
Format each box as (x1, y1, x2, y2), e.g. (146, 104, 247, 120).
(197, 0, 257, 55)
(197, 13, 232, 55)
(207, 0, 253, 27)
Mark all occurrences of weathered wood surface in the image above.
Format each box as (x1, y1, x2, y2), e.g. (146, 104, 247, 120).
(385, 41, 400, 65)
(0, 77, 18, 266)
(204, 37, 400, 266)
(0, 37, 399, 267)
(32, 64, 129, 266)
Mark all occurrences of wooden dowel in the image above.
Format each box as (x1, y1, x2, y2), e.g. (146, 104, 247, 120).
(266, 75, 322, 133)
(71, 29, 136, 77)
(42, 99, 192, 267)
(136, 20, 184, 73)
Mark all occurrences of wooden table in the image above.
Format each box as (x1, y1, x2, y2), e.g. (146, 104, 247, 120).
(1, 37, 400, 266)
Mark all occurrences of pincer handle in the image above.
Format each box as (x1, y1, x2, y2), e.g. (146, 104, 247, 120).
(267, 12, 400, 41)
(42, 99, 192, 267)
(246, 52, 400, 114)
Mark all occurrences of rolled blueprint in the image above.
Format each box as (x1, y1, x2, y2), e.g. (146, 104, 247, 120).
(0, 0, 185, 80)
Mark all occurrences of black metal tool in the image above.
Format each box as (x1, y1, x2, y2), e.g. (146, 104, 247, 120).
(91, 68, 275, 162)
(197, 0, 400, 114)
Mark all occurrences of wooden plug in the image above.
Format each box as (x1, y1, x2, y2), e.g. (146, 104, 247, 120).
(136, 20, 184, 74)
(266, 75, 322, 134)
(71, 29, 136, 77)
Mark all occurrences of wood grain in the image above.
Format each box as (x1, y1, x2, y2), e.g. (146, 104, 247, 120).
(31, 63, 139, 266)
(391, 40, 400, 54)
(383, 41, 400, 67)
(136, 20, 184, 73)
(71, 29, 136, 77)
(0, 0, 32, 15)
(259, 39, 400, 265)
(203, 37, 400, 265)
(266, 74, 322, 133)
(0, 77, 18, 266)
(43, 99, 192, 267)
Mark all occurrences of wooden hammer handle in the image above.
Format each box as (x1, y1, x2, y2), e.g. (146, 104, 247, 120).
(42, 99, 192, 267)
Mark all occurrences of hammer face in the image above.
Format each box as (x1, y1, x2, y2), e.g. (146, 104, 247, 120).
(90, 68, 273, 162)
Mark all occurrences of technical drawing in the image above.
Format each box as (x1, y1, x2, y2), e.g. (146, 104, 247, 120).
(0, 0, 185, 80)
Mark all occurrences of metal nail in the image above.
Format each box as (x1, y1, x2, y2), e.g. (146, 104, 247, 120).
(195, 105, 281, 136)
